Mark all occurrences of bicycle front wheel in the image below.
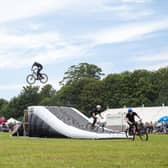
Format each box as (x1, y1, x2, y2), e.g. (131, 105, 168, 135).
(26, 74, 36, 84)
(40, 73, 48, 84)
(138, 129, 148, 141)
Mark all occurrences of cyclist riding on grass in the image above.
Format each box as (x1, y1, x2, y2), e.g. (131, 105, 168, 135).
(125, 108, 142, 134)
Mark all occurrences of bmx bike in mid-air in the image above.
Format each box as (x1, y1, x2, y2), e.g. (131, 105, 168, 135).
(125, 120, 149, 141)
(26, 68, 48, 84)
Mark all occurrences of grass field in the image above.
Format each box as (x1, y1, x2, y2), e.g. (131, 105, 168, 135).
(0, 133, 167, 168)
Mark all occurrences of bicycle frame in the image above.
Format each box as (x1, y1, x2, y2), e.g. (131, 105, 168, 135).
(26, 68, 48, 85)
(127, 121, 148, 141)
(31, 69, 38, 79)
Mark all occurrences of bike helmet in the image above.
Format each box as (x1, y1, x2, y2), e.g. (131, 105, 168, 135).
(128, 108, 133, 113)
(96, 105, 102, 109)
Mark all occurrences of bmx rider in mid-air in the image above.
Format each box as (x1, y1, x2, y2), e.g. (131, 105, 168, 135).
(32, 62, 43, 79)
(26, 62, 48, 84)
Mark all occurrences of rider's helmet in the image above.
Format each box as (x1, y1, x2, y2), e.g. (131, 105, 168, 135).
(96, 105, 102, 110)
(128, 108, 133, 113)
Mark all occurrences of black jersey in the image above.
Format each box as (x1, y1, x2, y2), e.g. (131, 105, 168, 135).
(90, 108, 101, 116)
(126, 112, 138, 123)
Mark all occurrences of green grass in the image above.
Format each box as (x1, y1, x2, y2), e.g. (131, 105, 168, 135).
(0, 133, 167, 168)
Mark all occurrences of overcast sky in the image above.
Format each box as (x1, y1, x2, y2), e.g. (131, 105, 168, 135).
(0, 0, 168, 100)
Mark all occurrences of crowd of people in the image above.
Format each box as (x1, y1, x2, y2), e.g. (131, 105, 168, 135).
(140, 120, 168, 134)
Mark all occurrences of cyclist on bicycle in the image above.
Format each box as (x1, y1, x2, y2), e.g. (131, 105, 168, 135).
(125, 108, 142, 134)
(32, 62, 43, 79)
(90, 105, 104, 128)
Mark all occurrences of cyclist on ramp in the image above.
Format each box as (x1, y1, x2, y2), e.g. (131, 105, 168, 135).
(90, 105, 104, 128)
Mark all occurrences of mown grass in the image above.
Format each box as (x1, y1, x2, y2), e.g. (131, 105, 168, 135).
(0, 133, 167, 168)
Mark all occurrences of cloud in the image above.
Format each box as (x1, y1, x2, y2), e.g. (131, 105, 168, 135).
(0, 0, 153, 23)
(121, 0, 151, 3)
(137, 63, 168, 72)
(1, 19, 168, 70)
(0, 31, 61, 48)
(0, 45, 88, 69)
(85, 19, 168, 45)
(136, 51, 168, 62)
(0, 0, 76, 23)
(0, 0, 112, 23)
(0, 30, 89, 69)
(0, 0, 166, 71)
(0, 84, 22, 91)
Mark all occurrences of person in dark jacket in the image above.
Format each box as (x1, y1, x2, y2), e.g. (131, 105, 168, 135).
(90, 105, 104, 128)
(125, 108, 141, 133)
(32, 62, 43, 79)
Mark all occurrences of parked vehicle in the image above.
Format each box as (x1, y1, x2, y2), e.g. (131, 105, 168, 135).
(0, 123, 9, 132)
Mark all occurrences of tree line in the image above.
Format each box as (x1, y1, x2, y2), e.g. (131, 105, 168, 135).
(0, 62, 168, 120)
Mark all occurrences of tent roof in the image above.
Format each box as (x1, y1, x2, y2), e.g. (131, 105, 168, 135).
(103, 106, 168, 123)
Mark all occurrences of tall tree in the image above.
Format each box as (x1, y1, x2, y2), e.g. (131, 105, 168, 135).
(153, 67, 168, 105)
(59, 62, 105, 85)
(39, 84, 56, 105)
(79, 78, 105, 115)
(0, 99, 9, 117)
(4, 86, 40, 118)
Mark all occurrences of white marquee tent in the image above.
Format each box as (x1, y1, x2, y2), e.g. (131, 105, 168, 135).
(101, 106, 168, 131)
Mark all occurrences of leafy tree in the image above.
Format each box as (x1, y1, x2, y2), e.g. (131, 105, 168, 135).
(59, 62, 104, 85)
(4, 86, 40, 118)
(39, 84, 56, 105)
(79, 78, 105, 115)
(2, 64, 168, 119)
(40, 84, 56, 98)
(0, 99, 9, 117)
(103, 72, 125, 108)
(153, 67, 168, 105)
(51, 80, 84, 107)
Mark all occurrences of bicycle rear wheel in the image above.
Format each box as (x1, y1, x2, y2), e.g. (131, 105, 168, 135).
(125, 128, 129, 138)
(125, 128, 135, 140)
(26, 74, 36, 84)
(40, 73, 48, 84)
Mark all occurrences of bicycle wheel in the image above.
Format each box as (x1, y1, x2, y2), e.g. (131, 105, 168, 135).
(125, 128, 129, 138)
(26, 74, 36, 84)
(86, 123, 98, 132)
(138, 129, 148, 141)
(40, 73, 48, 84)
(125, 128, 135, 140)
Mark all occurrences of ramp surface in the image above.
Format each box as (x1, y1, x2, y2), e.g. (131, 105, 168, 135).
(27, 106, 128, 139)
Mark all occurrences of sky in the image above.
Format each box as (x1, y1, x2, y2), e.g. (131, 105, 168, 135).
(0, 0, 168, 100)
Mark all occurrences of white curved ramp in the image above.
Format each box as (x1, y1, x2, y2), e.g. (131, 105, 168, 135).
(27, 106, 128, 139)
